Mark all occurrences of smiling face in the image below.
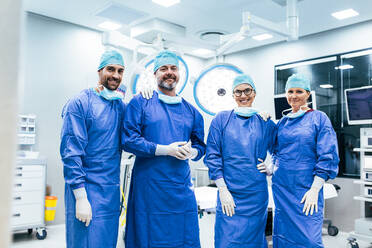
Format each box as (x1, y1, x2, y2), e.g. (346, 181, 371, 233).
(98, 64, 124, 90)
(233, 83, 256, 107)
(155, 64, 179, 95)
(286, 87, 310, 112)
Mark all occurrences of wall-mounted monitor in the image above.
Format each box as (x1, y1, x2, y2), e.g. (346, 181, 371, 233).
(274, 91, 317, 120)
(345, 86, 372, 125)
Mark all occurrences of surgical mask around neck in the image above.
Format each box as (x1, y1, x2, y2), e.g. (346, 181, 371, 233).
(282, 102, 311, 119)
(157, 90, 182, 104)
(234, 107, 258, 117)
(96, 86, 124, 101)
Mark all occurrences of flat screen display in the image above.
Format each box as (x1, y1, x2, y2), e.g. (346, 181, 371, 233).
(345, 86, 372, 125)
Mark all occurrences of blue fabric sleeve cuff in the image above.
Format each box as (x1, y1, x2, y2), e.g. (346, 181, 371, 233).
(150, 143, 157, 156)
(191, 147, 205, 161)
(209, 174, 224, 181)
(314, 172, 328, 182)
(70, 183, 85, 190)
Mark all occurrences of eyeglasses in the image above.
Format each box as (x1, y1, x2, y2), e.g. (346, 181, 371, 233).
(233, 88, 254, 97)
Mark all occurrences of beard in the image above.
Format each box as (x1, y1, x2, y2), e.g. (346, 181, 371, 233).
(157, 74, 178, 91)
(158, 80, 177, 90)
(102, 77, 120, 91)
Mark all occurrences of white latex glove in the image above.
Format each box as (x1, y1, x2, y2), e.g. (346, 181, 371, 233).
(139, 85, 155, 100)
(73, 187, 92, 227)
(178, 141, 198, 160)
(215, 178, 236, 217)
(256, 158, 273, 175)
(300, 176, 325, 216)
(258, 111, 271, 121)
(155, 141, 188, 160)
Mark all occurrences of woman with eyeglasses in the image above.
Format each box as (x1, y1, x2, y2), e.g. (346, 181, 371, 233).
(204, 74, 276, 248)
(271, 74, 339, 248)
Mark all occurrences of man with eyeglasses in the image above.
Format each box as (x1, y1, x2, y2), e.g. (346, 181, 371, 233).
(204, 74, 276, 248)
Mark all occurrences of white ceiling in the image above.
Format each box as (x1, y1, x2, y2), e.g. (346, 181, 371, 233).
(23, 0, 372, 58)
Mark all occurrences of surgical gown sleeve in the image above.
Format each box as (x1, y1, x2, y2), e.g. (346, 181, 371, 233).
(204, 113, 224, 181)
(265, 119, 277, 155)
(122, 96, 157, 157)
(60, 97, 88, 190)
(271, 118, 284, 166)
(315, 112, 339, 181)
(190, 110, 206, 161)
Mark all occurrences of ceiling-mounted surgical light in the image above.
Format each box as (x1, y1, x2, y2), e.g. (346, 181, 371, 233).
(193, 64, 243, 115)
(335, 64, 354, 70)
(252, 33, 273, 41)
(98, 21, 121, 30)
(152, 0, 180, 7)
(332, 9, 359, 20)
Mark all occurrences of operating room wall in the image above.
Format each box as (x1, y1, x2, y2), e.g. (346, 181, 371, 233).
(223, 20, 372, 232)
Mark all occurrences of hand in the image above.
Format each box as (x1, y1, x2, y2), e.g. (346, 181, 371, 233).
(300, 187, 320, 216)
(73, 188, 92, 226)
(75, 198, 92, 226)
(167, 141, 188, 160)
(258, 111, 271, 121)
(139, 85, 155, 100)
(218, 187, 236, 217)
(256, 158, 272, 175)
(178, 141, 198, 160)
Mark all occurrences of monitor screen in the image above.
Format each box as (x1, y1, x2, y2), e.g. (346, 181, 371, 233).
(345, 86, 372, 125)
(274, 91, 316, 120)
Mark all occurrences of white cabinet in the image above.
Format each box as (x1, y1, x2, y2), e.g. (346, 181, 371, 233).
(11, 158, 47, 239)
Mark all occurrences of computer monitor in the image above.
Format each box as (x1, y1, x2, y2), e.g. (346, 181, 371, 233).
(345, 86, 372, 125)
(273, 91, 317, 120)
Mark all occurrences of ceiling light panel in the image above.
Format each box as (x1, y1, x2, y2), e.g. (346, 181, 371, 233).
(152, 0, 180, 7)
(320, 84, 334, 89)
(335, 64, 354, 70)
(331, 9, 359, 20)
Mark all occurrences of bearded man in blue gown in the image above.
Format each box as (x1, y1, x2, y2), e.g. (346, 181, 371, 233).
(60, 50, 126, 248)
(123, 50, 206, 248)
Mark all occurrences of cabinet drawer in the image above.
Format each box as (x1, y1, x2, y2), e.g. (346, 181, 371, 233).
(12, 191, 43, 205)
(14, 170, 43, 179)
(13, 178, 44, 192)
(12, 204, 43, 227)
(14, 165, 43, 172)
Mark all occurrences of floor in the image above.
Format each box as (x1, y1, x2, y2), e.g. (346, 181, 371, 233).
(12, 214, 372, 248)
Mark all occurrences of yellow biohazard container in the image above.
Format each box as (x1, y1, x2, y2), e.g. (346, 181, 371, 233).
(45, 196, 58, 222)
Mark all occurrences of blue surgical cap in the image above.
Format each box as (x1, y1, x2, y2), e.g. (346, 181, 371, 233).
(285, 74, 311, 91)
(98, 50, 125, 71)
(232, 74, 256, 92)
(153, 50, 179, 73)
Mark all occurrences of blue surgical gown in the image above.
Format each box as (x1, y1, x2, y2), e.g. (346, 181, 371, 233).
(272, 110, 339, 248)
(122, 92, 206, 248)
(60, 88, 125, 248)
(204, 110, 276, 248)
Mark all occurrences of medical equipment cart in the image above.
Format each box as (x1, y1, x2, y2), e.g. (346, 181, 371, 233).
(12, 158, 47, 240)
(348, 128, 372, 248)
